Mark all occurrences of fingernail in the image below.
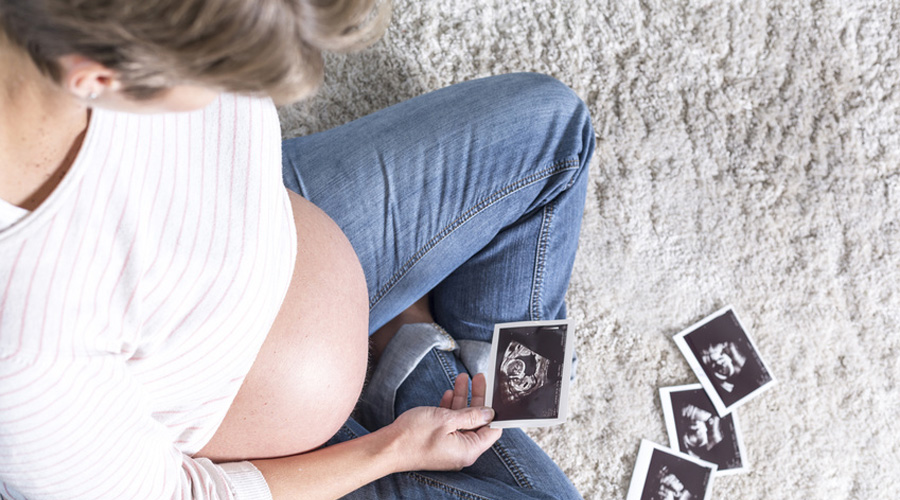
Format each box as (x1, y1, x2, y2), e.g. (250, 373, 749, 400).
(481, 408, 494, 423)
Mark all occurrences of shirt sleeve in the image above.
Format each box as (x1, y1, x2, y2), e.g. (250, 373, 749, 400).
(215, 462, 272, 500)
(0, 352, 270, 500)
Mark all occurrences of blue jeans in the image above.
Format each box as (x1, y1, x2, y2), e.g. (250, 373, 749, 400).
(282, 73, 593, 499)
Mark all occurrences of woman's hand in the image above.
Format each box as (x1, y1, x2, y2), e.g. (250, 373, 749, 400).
(252, 372, 502, 499)
(384, 373, 503, 472)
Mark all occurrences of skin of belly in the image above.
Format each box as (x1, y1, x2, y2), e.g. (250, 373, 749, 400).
(196, 190, 370, 462)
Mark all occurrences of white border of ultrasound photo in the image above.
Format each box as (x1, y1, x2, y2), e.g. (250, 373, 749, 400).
(660, 384, 748, 476)
(484, 319, 574, 429)
(626, 439, 717, 500)
(672, 306, 776, 416)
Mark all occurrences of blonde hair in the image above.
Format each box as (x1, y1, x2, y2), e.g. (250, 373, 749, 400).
(0, 0, 390, 103)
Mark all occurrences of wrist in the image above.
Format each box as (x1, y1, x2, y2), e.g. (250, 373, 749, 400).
(370, 423, 409, 474)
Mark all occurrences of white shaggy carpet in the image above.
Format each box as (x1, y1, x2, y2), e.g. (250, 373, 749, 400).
(278, 1, 900, 498)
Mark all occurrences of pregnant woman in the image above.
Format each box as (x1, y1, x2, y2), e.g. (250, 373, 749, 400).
(0, 0, 593, 498)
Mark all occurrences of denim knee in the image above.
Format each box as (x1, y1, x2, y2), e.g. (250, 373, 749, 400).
(484, 73, 595, 165)
(469, 74, 594, 216)
(500, 73, 591, 123)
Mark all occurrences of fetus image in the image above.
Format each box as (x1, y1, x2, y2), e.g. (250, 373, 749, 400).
(498, 341, 551, 403)
(680, 404, 723, 455)
(650, 466, 693, 500)
(699, 341, 746, 394)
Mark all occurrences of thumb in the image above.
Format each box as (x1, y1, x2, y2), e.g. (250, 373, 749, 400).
(452, 407, 495, 430)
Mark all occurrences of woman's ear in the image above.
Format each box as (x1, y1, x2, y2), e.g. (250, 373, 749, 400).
(56, 54, 122, 100)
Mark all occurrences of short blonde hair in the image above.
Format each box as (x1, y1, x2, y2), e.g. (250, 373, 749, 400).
(0, 0, 390, 103)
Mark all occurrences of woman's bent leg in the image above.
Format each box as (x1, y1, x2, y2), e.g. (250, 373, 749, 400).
(281, 72, 594, 340)
(282, 73, 593, 498)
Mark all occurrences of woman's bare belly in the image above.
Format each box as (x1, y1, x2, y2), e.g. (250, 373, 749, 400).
(197, 190, 370, 462)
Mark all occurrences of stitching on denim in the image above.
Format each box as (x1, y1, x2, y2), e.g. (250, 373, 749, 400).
(564, 155, 586, 190)
(388, 328, 458, 421)
(491, 440, 534, 489)
(338, 423, 360, 441)
(406, 472, 494, 500)
(369, 158, 581, 310)
(530, 201, 555, 321)
(431, 322, 458, 351)
(435, 349, 458, 386)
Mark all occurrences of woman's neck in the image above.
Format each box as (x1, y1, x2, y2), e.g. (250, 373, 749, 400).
(0, 41, 89, 210)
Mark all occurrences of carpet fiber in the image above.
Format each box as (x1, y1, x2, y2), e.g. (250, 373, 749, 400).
(278, 1, 899, 497)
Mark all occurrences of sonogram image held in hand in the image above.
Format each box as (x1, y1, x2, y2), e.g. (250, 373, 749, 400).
(498, 341, 552, 403)
(485, 319, 574, 428)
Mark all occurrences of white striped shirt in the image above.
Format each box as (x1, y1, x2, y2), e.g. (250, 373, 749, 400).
(0, 94, 296, 499)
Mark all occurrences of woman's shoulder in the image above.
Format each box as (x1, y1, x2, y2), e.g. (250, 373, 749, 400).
(0, 91, 285, 246)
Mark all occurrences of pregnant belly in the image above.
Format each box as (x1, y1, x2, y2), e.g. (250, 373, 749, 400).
(197, 190, 370, 461)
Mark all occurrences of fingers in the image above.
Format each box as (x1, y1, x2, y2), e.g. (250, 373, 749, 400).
(439, 389, 453, 409)
(465, 420, 503, 461)
(449, 406, 495, 431)
(475, 423, 503, 447)
(444, 373, 491, 423)
(395, 406, 502, 472)
(445, 407, 499, 467)
(441, 372, 487, 411)
(451, 373, 469, 410)
(470, 373, 487, 408)
(457, 423, 502, 465)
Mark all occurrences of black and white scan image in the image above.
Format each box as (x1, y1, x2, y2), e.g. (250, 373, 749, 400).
(498, 341, 552, 404)
(626, 440, 716, 500)
(646, 465, 694, 500)
(673, 306, 776, 415)
(485, 319, 574, 428)
(661, 384, 747, 474)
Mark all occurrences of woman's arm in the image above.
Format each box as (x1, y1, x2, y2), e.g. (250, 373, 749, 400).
(252, 373, 502, 500)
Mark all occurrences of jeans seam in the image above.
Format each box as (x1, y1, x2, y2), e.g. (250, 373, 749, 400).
(490, 440, 534, 489)
(337, 423, 361, 440)
(530, 201, 555, 321)
(430, 322, 457, 349)
(434, 349, 458, 388)
(387, 325, 458, 421)
(405, 472, 494, 500)
(369, 157, 581, 310)
(429, 323, 460, 386)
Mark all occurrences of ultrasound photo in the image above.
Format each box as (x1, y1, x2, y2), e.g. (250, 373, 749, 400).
(485, 319, 574, 428)
(498, 341, 553, 404)
(673, 306, 776, 415)
(627, 440, 716, 500)
(660, 384, 747, 475)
